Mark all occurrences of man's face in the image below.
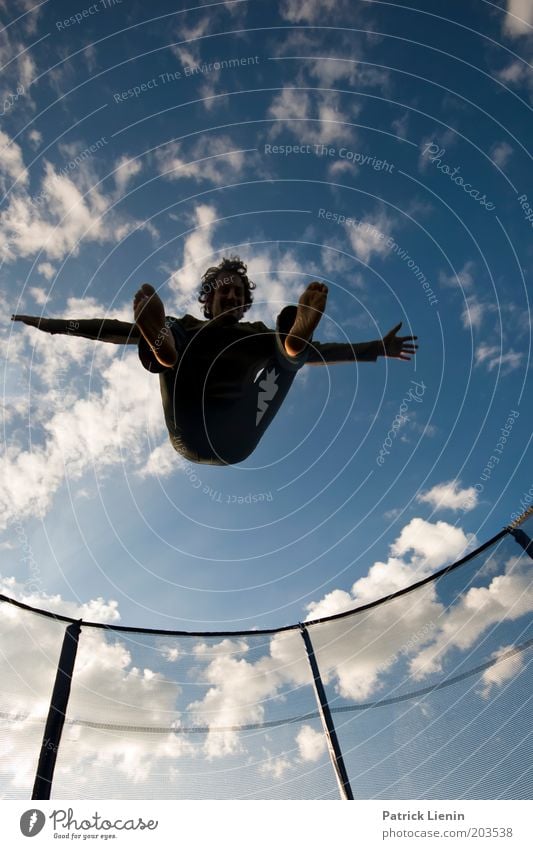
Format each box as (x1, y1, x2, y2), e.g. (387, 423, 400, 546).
(209, 272, 246, 323)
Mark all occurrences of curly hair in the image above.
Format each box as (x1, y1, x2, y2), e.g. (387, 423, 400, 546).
(198, 256, 256, 319)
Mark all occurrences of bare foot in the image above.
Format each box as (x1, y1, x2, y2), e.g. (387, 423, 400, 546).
(133, 284, 177, 367)
(285, 282, 328, 357)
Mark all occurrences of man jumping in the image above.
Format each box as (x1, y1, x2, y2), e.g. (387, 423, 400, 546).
(12, 256, 418, 465)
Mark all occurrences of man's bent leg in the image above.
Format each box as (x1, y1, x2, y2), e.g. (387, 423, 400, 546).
(134, 284, 177, 367)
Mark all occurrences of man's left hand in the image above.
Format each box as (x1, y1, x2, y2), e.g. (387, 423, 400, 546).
(380, 322, 418, 360)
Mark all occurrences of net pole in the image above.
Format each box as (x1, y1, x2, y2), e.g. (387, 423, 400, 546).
(31, 621, 82, 800)
(299, 624, 354, 800)
(510, 528, 533, 560)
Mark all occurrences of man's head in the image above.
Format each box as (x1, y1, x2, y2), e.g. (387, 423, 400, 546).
(198, 256, 255, 322)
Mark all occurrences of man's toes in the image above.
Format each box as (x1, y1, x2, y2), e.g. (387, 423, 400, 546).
(140, 283, 156, 297)
(133, 290, 147, 309)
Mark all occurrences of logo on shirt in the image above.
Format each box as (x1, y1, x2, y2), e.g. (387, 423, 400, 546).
(256, 368, 279, 425)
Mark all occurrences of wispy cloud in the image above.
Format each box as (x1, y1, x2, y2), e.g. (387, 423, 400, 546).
(439, 260, 476, 290)
(1, 137, 139, 262)
(267, 87, 356, 146)
(416, 480, 479, 512)
(156, 135, 250, 186)
(490, 141, 513, 167)
(475, 344, 523, 374)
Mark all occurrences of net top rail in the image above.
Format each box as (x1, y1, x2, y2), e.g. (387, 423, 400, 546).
(2, 508, 530, 637)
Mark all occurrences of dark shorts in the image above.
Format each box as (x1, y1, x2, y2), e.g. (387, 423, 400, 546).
(139, 307, 309, 465)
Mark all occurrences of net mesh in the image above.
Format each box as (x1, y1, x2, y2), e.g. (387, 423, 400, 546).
(53, 629, 337, 799)
(0, 605, 67, 799)
(308, 516, 533, 798)
(0, 512, 531, 799)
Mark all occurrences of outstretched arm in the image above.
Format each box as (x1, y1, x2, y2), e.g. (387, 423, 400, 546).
(306, 321, 418, 365)
(11, 315, 140, 345)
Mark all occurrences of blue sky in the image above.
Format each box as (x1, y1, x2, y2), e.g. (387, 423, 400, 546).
(0, 0, 532, 798)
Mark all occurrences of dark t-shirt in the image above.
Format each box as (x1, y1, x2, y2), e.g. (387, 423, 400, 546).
(158, 312, 379, 464)
(167, 313, 278, 404)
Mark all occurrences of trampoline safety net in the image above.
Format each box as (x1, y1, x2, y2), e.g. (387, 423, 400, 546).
(1, 512, 531, 799)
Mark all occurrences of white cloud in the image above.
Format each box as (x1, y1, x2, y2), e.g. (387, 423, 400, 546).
(417, 480, 479, 512)
(345, 212, 395, 264)
(267, 87, 355, 146)
(113, 155, 142, 195)
(165, 203, 219, 313)
(260, 755, 293, 778)
(480, 644, 525, 698)
(461, 295, 486, 330)
(1, 160, 137, 262)
(410, 555, 533, 680)
(274, 30, 388, 91)
(170, 15, 210, 69)
(439, 260, 475, 289)
(138, 440, 179, 479)
(0, 25, 36, 112)
(159, 644, 181, 662)
(327, 158, 356, 179)
(475, 344, 523, 374)
(27, 129, 42, 149)
(392, 113, 409, 139)
(0, 134, 142, 263)
(287, 519, 476, 701)
(187, 638, 286, 758)
(497, 59, 532, 85)
(156, 135, 248, 186)
(28, 286, 48, 304)
(305, 520, 474, 619)
(502, 0, 533, 36)
(389, 518, 475, 569)
(36, 262, 56, 280)
(0, 341, 165, 530)
(0, 130, 28, 189)
(490, 141, 513, 167)
(280, 0, 343, 23)
(296, 724, 327, 761)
